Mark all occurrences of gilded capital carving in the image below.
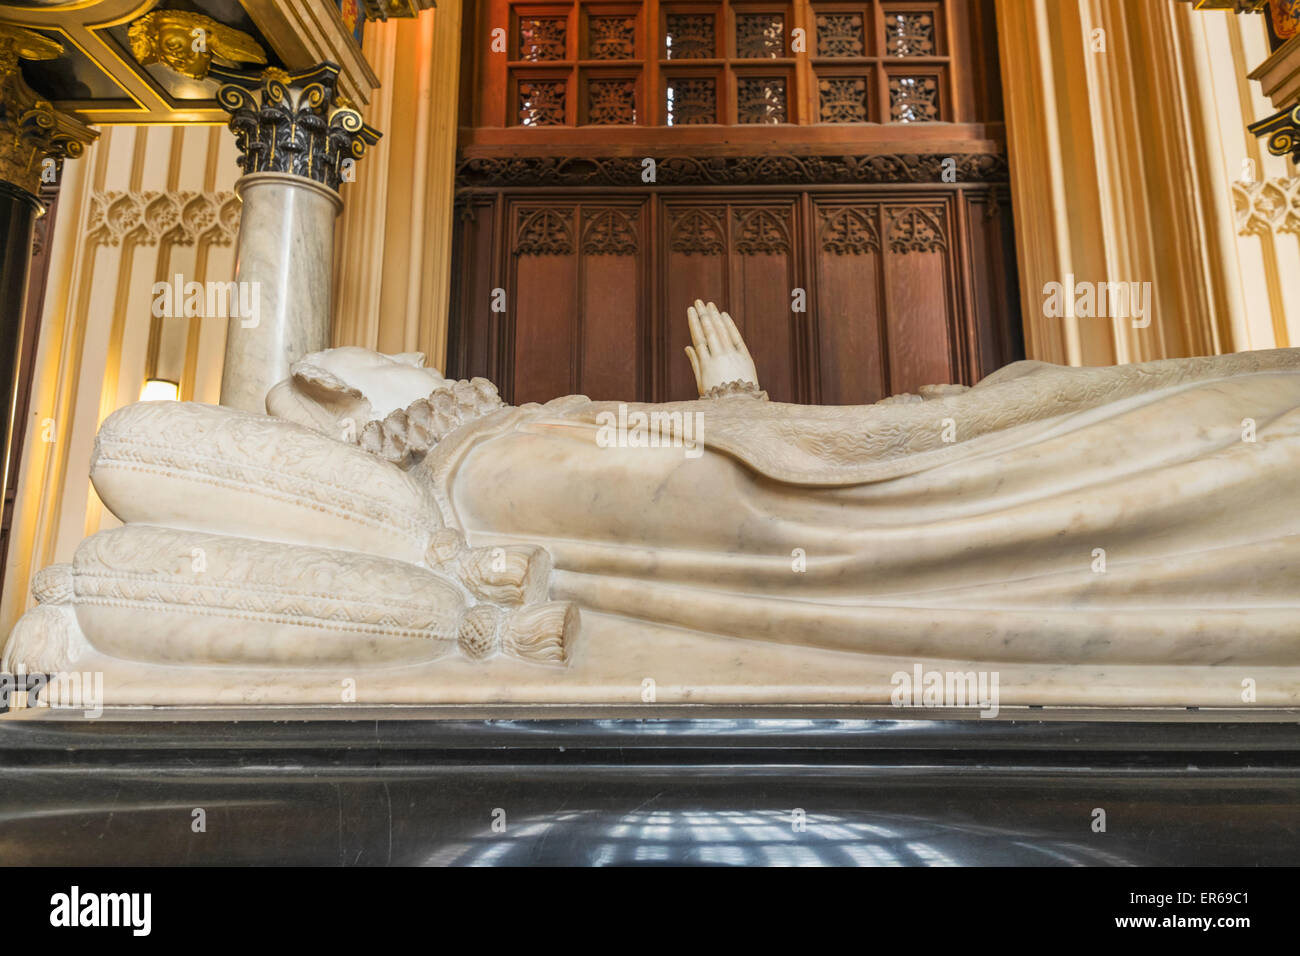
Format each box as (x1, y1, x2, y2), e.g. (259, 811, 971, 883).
(1249, 103, 1300, 162)
(216, 63, 380, 193)
(0, 25, 98, 197)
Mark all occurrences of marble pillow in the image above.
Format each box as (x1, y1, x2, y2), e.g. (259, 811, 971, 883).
(67, 526, 464, 667)
(91, 400, 441, 564)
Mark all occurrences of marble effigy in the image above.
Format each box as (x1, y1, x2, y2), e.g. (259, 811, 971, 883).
(6, 302, 1300, 709)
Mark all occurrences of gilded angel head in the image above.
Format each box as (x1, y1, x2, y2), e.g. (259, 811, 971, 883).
(127, 11, 267, 81)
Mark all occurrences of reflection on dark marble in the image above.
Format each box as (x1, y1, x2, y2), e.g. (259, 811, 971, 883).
(1, 715, 1298, 865)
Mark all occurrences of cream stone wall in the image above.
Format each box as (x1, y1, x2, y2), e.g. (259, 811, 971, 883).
(333, 2, 462, 369)
(996, 0, 1296, 365)
(0, 125, 241, 633)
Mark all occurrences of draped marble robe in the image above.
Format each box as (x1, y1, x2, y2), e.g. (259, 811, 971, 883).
(416, 348, 1300, 670)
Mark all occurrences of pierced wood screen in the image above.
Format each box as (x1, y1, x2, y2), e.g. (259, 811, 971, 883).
(480, 1, 958, 127)
(452, 0, 1019, 406)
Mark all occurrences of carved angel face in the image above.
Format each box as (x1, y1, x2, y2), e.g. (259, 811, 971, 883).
(156, 22, 209, 78)
(127, 11, 267, 81)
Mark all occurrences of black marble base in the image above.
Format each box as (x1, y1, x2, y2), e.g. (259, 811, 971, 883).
(2, 707, 1298, 865)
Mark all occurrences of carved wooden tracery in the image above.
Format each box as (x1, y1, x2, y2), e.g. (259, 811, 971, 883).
(819, 205, 880, 255)
(887, 205, 947, 253)
(515, 207, 575, 255)
(582, 207, 640, 255)
(733, 207, 792, 255)
(482, 1, 958, 127)
(669, 206, 726, 254)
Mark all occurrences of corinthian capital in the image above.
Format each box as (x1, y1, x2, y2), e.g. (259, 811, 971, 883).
(216, 63, 380, 193)
(0, 24, 98, 197)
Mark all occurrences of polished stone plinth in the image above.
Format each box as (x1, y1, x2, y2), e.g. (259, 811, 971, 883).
(1, 707, 1298, 866)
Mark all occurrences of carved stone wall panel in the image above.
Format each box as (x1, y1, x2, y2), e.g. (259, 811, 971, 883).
(85, 191, 241, 249)
(1233, 176, 1300, 235)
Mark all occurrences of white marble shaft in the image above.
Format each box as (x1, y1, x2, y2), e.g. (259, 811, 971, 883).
(219, 172, 342, 413)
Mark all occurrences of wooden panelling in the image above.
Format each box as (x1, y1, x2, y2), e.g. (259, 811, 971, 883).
(450, 185, 1021, 405)
(448, 0, 1019, 405)
(882, 202, 957, 394)
(578, 205, 644, 400)
(812, 202, 886, 404)
(961, 191, 1021, 380)
(728, 203, 801, 404)
(447, 199, 500, 384)
(663, 204, 729, 401)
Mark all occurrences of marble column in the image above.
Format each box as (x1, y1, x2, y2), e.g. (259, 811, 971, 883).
(221, 173, 342, 411)
(215, 64, 379, 412)
(0, 26, 95, 551)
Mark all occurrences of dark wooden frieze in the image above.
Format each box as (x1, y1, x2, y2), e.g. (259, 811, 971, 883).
(455, 152, 1010, 190)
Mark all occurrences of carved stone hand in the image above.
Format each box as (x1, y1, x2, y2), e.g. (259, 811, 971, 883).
(685, 299, 761, 396)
